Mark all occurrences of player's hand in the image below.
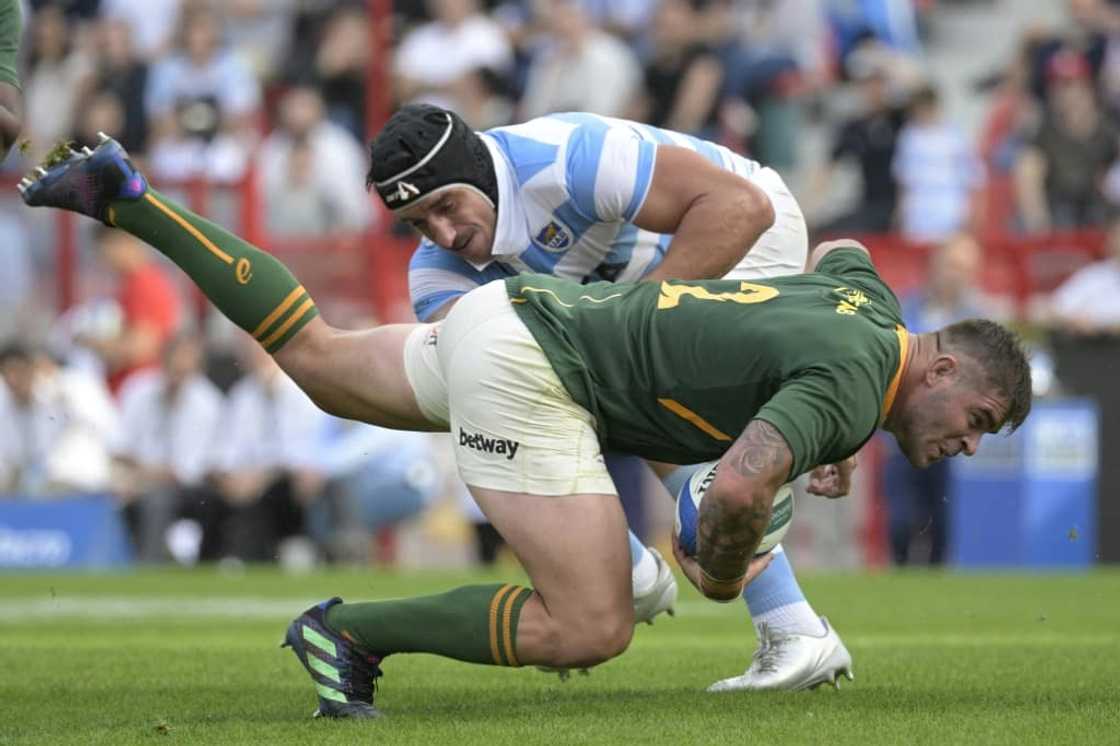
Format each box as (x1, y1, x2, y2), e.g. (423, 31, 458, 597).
(672, 535, 773, 602)
(807, 455, 857, 498)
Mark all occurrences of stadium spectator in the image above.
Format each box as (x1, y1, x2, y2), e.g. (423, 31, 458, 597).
(23, 4, 94, 163)
(112, 333, 224, 562)
(571, 0, 657, 41)
(82, 226, 182, 396)
(718, 0, 826, 167)
(394, 0, 513, 127)
(885, 233, 1005, 566)
(892, 84, 985, 243)
(1015, 49, 1119, 232)
(306, 419, 440, 563)
(1048, 215, 1120, 333)
(808, 63, 906, 235)
(0, 342, 118, 496)
(73, 18, 150, 155)
(99, 0, 181, 62)
(519, 0, 640, 121)
(310, 4, 372, 141)
(208, 338, 328, 563)
(629, 0, 723, 137)
(223, 0, 296, 83)
(0, 207, 34, 341)
(978, 35, 1041, 235)
(144, 3, 262, 180)
(258, 85, 374, 237)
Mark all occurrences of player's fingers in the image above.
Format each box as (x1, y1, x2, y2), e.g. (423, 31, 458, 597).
(744, 553, 773, 585)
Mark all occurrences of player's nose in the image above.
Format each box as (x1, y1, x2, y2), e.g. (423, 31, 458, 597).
(960, 433, 980, 457)
(429, 218, 457, 249)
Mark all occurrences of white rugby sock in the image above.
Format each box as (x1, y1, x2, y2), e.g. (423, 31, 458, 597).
(629, 530, 660, 595)
(745, 546, 825, 637)
(753, 601, 824, 638)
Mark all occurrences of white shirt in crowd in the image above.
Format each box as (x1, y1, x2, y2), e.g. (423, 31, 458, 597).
(211, 371, 327, 474)
(892, 120, 983, 243)
(257, 120, 374, 236)
(0, 366, 118, 495)
(114, 370, 225, 487)
(394, 12, 513, 112)
(519, 30, 641, 120)
(1050, 259, 1120, 327)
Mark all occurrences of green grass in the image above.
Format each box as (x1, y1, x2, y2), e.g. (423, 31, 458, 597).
(1, 568, 1118, 745)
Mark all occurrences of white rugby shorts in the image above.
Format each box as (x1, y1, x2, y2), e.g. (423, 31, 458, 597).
(725, 166, 809, 280)
(402, 280, 616, 496)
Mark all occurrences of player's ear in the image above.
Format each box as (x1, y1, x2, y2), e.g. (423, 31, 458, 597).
(926, 354, 960, 387)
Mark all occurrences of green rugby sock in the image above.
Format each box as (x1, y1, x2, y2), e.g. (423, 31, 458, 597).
(108, 190, 317, 353)
(326, 584, 533, 666)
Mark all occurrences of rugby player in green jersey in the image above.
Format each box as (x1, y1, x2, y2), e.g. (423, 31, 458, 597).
(0, 0, 23, 158)
(20, 140, 1031, 718)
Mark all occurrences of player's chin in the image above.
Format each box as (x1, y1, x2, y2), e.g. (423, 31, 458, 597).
(903, 445, 933, 468)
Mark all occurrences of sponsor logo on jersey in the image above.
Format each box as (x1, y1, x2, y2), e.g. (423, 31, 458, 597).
(534, 220, 572, 251)
(459, 427, 520, 460)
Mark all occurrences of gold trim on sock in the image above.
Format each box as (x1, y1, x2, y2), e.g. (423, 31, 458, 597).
(260, 298, 315, 350)
(501, 588, 529, 667)
(252, 286, 307, 340)
(488, 584, 516, 665)
(144, 192, 233, 265)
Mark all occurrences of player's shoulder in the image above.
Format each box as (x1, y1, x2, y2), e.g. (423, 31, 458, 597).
(810, 240, 902, 315)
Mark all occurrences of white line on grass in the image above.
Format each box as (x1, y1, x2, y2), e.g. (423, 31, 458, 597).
(0, 597, 1117, 649)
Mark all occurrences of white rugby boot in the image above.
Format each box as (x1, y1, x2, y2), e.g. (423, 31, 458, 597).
(632, 547, 678, 625)
(707, 617, 854, 692)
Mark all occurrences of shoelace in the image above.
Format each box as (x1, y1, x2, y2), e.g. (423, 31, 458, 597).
(750, 624, 792, 675)
(343, 646, 383, 703)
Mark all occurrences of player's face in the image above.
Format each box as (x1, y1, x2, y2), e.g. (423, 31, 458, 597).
(894, 360, 1008, 468)
(398, 188, 497, 265)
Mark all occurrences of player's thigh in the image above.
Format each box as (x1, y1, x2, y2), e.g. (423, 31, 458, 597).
(439, 281, 631, 622)
(439, 281, 617, 496)
(725, 167, 809, 280)
(276, 317, 440, 430)
(468, 484, 632, 627)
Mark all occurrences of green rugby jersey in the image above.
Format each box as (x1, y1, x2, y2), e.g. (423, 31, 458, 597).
(0, 0, 20, 89)
(506, 247, 907, 478)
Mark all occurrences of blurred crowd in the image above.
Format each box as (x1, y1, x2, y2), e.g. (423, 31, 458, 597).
(5, 0, 1120, 568)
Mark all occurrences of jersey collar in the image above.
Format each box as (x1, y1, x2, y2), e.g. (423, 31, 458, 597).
(479, 133, 529, 264)
(880, 326, 910, 425)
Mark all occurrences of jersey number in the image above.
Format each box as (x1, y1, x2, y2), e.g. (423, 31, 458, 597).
(657, 281, 780, 310)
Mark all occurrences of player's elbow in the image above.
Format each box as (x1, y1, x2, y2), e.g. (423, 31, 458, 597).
(735, 180, 775, 236)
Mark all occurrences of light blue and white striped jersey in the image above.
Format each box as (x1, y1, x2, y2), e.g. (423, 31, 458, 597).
(407, 113, 764, 321)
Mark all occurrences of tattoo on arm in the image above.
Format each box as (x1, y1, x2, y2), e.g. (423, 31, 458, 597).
(697, 420, 791, 585)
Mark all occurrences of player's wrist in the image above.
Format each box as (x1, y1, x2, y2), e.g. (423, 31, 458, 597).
(699, 567, 746, 602)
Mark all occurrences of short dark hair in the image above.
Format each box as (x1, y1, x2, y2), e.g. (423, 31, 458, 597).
(940, 319, 1032, 432)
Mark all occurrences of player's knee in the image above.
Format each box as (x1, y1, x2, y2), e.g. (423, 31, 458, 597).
(557, 611, 633, 667)
(593, 614, 634, 661)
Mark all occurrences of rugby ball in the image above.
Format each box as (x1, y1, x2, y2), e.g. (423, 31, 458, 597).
(674, 461, 794, 557)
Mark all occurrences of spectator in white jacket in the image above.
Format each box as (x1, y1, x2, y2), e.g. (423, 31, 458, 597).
(113, 333, 224, 561)
(0, 342, 119, 497)
(258, 84, 374, 238)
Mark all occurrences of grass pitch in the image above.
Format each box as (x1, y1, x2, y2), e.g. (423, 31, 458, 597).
(1, 567, 1118, 745)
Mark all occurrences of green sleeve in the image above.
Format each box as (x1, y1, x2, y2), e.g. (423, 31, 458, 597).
(816, 246, 902, 318)
(754, 371, 882, 479)
(0, 0, 21, 89)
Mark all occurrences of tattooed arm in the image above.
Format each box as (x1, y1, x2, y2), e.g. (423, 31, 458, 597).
(695, 419, 793, 602)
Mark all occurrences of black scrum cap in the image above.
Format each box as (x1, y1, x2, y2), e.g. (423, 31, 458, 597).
(367, 103, 498, 212)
